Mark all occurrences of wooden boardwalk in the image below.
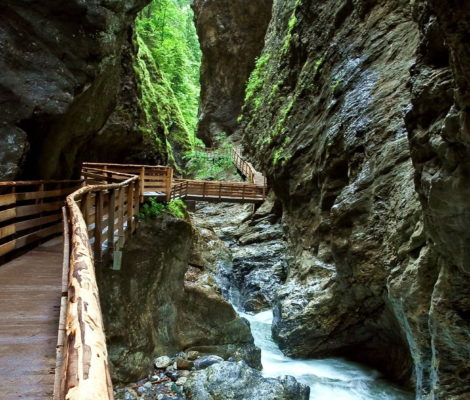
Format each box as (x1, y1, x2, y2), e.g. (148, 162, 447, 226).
(0, 152, 267, 400)
(0, 237, 63, 400)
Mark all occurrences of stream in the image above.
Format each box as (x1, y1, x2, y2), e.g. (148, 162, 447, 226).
(193, 202, 414, 400)
(238, 310, 413, 400)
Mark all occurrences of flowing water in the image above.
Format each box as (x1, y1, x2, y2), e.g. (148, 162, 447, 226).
(239, 310, 413, 400)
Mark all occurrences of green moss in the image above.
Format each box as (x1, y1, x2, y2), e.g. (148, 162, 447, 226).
(272, 97, 295, 138)
(313, 57, 325, 74)
(133, 31, 193, 167)
(281, 1, 302, 56)
(272, 136, 293, 166)
(244, 53, 271, 110)
(331, 78, 344, 96)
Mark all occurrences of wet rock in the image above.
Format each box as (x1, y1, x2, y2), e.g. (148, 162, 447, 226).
(187, 351, 200, 360)
(184, 361, 309, 400)
(155, 356, 172, 369)
(176, 377, 188, 386)
(194, 355, 224, 370)
(176, 358, 194, 370)
(192, 200, 288, 313)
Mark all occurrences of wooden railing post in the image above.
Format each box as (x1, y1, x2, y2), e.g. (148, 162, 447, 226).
(127, 183, 134, 236)
(94, 191, 104, 262)
(108, 189, 115, 252)
(117, 187, 125, 250)
(133, 182, 140, 233)
(139, 167, 145, 203)
(166, 168, 173, 202)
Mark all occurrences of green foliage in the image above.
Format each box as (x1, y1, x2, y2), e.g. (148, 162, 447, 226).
(167, 199, 187, 218)
(139, 198, 187, 220)
(134, 0, 202, 158)
(183, 134, 235, 180)
(184, 133, 234, 179)
(139, 198, 166, 220)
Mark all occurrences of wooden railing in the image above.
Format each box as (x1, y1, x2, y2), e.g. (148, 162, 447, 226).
(171, 179, 266, 203)
(57, 174, 141, 400)
(232, 148, 267, 186)
(83, 162, 173, 202)
(0, 180, 82, 259)
(0, 157, 267, 400)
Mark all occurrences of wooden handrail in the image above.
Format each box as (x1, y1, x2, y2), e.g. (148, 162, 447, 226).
(0, 180, 83, 259)
(232, 148, 266, 185)
(59, 175, 140, 400)
(83, 162, 169, 170)
(0, 179, 83, 187)
(82, 167, 136, 179)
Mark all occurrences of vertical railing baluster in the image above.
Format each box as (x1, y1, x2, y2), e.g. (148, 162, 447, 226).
(94, 191, 104, 262)
(108, 188, 115, 252)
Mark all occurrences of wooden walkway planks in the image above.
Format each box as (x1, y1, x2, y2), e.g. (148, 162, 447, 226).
(0, 237, 63, 400)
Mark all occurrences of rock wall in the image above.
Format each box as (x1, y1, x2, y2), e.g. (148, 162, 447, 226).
(192, 0, 273, 146)
(99, 215, 260, 383)
(0, 0, 187, 180)
(227, 0, 470, 398)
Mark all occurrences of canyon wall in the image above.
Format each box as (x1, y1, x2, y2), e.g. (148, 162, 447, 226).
(0, 0, 191, 180)
(200, 0, 470, 398)
(192, 0, 273, 146)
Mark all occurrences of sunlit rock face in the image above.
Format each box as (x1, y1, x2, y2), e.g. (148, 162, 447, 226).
(0, 0, 161, 180)
(192, 0, 273, 146)
(233, 0, 470, 398)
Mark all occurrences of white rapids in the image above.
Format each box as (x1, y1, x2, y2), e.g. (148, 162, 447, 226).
(239, 310, 413, 400)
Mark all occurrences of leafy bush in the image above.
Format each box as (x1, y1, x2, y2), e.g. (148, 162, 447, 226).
(139, 198, 187, 220)
(167, 199, 187, 218)
(183, 134, 235, 180)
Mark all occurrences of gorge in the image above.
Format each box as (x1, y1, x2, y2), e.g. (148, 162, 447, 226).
(0, 0, 469, 399)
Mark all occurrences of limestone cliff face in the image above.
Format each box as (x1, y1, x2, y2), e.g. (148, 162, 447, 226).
(98, 215, 261, 383)
(192, 0, 272, 146)
(0, 0, 185, 180)
(217, 0, 470, 398)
